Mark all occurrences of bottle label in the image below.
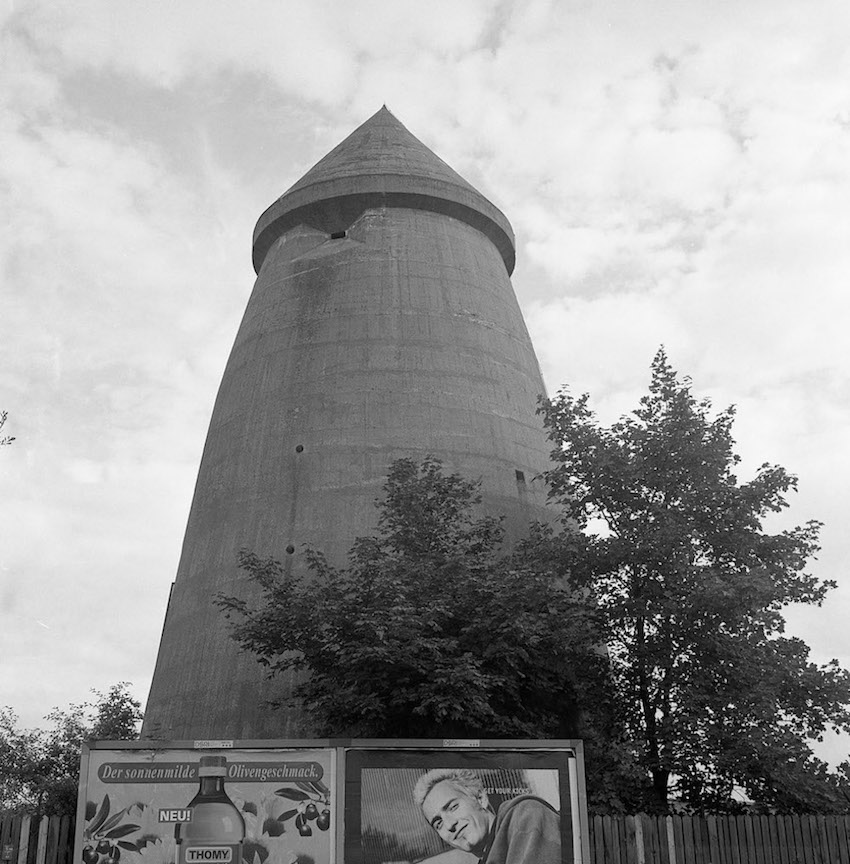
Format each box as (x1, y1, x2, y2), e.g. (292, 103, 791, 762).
(181, 845, 241, 864)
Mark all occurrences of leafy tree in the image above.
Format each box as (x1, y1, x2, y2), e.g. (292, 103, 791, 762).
(0, 410, 14, 446)
(0, 683, 143, 814)
(0, 709, 46, 812)
(218, 457, 602, 740)
(538, 348, 850, 811)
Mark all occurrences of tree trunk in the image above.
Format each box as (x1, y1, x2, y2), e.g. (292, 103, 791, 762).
(651, 767, 670, 808)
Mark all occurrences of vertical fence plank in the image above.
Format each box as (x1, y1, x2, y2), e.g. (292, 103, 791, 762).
(818, 816, 833, 864)
(593, 814, 605, 864)
(16, 817, 31, 864)
(704, 814, 718, 864)
(759, 814, 773, 864)
(731, 813, 745, 864)
(684, 816, 698, 864)
(803, 814, 817, 864)
(647, 815, 667, 864)
(1, 817, 10, 862)
(796, 814, 811, 864)
(622, 816, 634, 864)
(788, 814, 803, 864)
(753, 814, 765, 864)
(10, 818, 23, 864)
(741, 815, 755, 864)
(697, 814, 711, 864)
(604, 814, 622, 864)
(773, 814, 785, 864)
(775, 813, 790, 864)
(689, 814, 702, 864)
(666, 816, 677, 864)
(602, 815, 612, 864)
(811, 813, 824, 864)
(633, 814, 646, 864)
(810, 814, 826, 864)
(35, 817, 48, 864)
(748, 814, 760, 864)
(836, 814, 850, 864)
(613, 815, 624, 864)
(717, 813, 730, 864)
(645, 815, 661, 864)
(800, 815, 816, 864)
(729, 815, 745, 864)
(727, 814, 739, 864)
(26, 818, 40, 864)
(673, 815, 686, 864)
(833, 815, 846, 864)
(638, 813, 662, 864)
(809, 816, 834, 864)
(774, 815, 787, 864)
(759, 815, 774, 864)
(45, 818, 60, 864)
(1, 816, 12, 859)
(56, 819, 71, 864)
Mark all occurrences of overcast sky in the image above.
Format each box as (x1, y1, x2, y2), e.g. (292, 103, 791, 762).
(2, 0, 849, 764)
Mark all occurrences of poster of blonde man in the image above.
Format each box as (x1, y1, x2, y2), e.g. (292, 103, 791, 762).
(343, 746, 584, 864)
(413, 768, 561, 864)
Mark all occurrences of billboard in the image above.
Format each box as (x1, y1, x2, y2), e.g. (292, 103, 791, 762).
(343, 745, 582, 864)
(75, 741, 587, 864)
(76, 745, 336, 864)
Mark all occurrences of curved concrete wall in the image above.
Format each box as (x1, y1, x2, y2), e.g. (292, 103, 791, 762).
(142, 205, 553, 739)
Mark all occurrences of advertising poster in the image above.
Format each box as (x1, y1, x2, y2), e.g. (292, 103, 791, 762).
(343, 747, 579, 864)
(76, 746, 336, 864)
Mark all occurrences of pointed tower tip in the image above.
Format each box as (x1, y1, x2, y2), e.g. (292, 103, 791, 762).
(253, 106, 516, 275)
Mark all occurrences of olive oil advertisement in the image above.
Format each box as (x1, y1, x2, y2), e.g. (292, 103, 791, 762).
(76, 747, 335, 864)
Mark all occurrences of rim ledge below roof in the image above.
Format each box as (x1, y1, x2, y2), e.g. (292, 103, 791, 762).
(252, 109, 516, 275)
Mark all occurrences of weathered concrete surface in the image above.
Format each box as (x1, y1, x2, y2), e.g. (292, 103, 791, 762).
(253, 106, 515, 274)
(141, 108, 554, 740)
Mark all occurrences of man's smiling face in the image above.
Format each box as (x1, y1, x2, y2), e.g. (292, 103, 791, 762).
(421, 779, 495, 855)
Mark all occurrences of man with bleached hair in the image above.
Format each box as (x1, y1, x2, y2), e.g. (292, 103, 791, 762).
(413, 768, 561, 864)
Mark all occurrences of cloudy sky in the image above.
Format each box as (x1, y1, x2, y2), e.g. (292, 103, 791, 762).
(2, 0, 849, 763)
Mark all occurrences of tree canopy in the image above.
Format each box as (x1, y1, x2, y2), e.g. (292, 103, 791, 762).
(539, 347, 850, 811)
(218, 456, 602, 740)
(219, 349, 850, 814)
(1, 683, 143, 814)
(0, 410, 14, 446)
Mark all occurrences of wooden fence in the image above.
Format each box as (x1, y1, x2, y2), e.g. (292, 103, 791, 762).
(589, 813, 850, 863)
(0, 816, 74, 864)
(4, 811, 850, 863)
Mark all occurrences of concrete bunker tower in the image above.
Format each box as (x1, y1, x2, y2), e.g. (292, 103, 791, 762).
(142, 107, 553, 739)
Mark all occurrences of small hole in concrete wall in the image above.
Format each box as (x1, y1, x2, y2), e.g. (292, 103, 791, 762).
(515, 469, 526, 483)
(295, 444, 304, 453)
(330, 230, 346, 239)
(286, 545, 295, 555)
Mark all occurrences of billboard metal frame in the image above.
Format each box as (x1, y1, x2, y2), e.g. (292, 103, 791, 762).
(76, 739, 590, 864)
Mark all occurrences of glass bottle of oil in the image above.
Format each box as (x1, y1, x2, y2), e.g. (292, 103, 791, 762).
(176, 755, 245, 864)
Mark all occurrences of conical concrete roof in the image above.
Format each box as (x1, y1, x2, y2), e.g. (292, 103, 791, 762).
(285, 105, 483, 196)
(252, 107, 516, 274)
